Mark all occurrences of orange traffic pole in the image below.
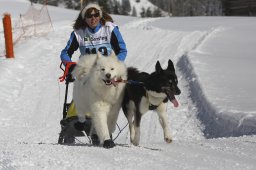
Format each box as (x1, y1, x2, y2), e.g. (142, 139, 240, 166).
(2, 13, 14, 58)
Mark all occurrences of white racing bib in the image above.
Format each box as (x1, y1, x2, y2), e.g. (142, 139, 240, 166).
(74, 22, 116, 56)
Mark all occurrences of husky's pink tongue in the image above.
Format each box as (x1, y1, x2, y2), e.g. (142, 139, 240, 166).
(171, 98, 179, 107)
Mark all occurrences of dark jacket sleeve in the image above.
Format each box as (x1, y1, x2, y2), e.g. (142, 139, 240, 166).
(60, 31, 79, 63)
(110, 27, 127, 61)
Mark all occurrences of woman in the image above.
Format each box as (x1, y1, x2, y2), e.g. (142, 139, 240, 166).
(60, 3, 127, 65)
(59, 3, 127, 146)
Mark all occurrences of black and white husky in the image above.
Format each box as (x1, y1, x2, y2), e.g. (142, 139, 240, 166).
(122, 60, 181, 146)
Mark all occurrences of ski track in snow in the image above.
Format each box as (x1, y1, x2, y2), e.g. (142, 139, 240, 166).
(1, 4, 256, 169)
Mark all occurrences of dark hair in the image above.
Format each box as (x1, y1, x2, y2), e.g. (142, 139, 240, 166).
(73, 8, 114, 30)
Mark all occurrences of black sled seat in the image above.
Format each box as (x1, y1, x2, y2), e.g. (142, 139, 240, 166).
(58, 116, 85, 144)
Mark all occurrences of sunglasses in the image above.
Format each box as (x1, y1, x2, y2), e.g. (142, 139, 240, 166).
(86, 12, 100, 19)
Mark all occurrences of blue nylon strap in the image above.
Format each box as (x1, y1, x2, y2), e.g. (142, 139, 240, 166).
(127, 80, 144, 85)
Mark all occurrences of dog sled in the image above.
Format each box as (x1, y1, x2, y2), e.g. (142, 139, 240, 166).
(58, 62, 97, 145)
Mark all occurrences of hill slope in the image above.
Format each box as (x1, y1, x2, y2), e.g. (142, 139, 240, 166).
(0, 1, 256, 169)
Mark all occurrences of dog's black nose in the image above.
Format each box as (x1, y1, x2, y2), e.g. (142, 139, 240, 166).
(106, 73, 111, 79)
(176, 88, 181, 95)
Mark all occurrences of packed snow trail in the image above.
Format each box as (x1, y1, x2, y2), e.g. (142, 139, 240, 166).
(1, 1, 256, 169)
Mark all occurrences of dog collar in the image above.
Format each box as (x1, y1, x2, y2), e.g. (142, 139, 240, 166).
(146, 90, 168, 110)
(149, 104, 158, 110)
(148, 97, 168, 110)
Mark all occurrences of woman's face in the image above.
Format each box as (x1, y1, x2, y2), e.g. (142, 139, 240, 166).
(85, 9, 100, 29)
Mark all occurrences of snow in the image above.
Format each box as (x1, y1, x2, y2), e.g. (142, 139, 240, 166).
(1, 0, 256, 169)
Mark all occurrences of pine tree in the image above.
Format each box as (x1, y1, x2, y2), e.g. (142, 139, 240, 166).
(98, 0, 111, 13)
(112, 0, 121, 14)
(47, 0, 58, 6)
(65, 0, 73, 9)
(140, 7, 146, 17)
(29, 0, 38, 3)
(146, 7, 152, 17)
(65, 0, 80, 10)
(131, 6, 137, 16)
(121, 0, 131, 15)
(153, 8, 162, 17)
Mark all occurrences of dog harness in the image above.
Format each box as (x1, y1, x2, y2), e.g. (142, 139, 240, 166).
(114, 78, 169, 110)
(148, 97, 168, 110)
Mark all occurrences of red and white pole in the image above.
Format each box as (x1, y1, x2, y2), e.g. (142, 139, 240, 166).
(2, 13, 14, 58)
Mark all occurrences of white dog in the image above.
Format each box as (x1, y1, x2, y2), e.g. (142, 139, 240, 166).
(72, 52, 127, 148)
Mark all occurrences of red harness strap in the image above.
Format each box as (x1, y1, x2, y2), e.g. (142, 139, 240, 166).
(113, 79, 127, 83)
(59, 62, 77, 82)
(111, 79, 128, 86)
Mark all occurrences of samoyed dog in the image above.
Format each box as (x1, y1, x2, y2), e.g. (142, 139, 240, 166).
(72, 52, 127, 148)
